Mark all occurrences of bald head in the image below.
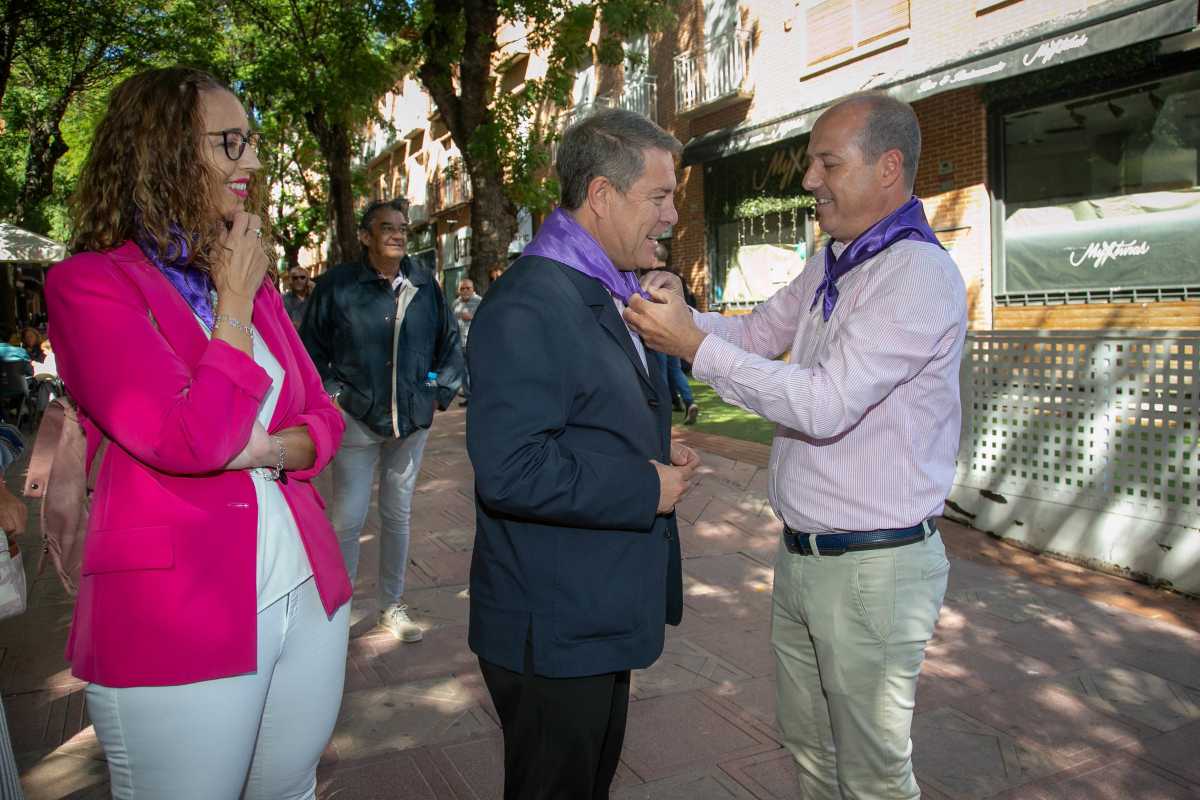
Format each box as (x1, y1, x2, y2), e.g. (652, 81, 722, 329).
(834, 92, 921, 193)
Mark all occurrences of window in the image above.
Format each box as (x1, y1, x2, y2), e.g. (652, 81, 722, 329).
(999, 71, 1200, 296)
(805, 0, 910, 67)
(705, 138, 815, 308)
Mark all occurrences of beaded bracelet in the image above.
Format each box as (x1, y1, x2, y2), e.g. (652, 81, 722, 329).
(268, 434, 287, 484)
(214, 314, 254, 344)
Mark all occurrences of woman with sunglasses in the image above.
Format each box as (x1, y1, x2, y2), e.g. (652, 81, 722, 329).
(45, 67, 351, 799)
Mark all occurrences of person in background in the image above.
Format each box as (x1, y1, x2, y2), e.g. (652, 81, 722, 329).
(20, 328, 44, 364)
(452, 277, 482, 407)
(485, 264, 504, 293)
(46, 66, 351, 798)
(626, 92, 965, 800)
(283, 267, 312, 328)
(300, 198, 463, 643)
(34, 340, 55, 377)
(646, 243, 700, 424)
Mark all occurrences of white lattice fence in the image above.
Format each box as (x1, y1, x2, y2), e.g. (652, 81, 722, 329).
(952, 331, 1200, 594)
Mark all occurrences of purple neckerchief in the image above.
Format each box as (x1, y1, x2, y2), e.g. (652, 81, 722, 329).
(522, 208, 649, 303)
(134, 220, 215, 329)
(811, 196, 942, 321)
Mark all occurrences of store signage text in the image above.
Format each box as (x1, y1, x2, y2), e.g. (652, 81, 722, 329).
(753, 143, 807, 193)
(917, 61, 1007, 94)
(1022, 33, 1089, 67)
(1067, 239, 1150, 269)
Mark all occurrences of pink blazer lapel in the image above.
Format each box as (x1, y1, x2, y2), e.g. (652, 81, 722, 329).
(108, 242, 300, 433)
(107, 241, 210, 369)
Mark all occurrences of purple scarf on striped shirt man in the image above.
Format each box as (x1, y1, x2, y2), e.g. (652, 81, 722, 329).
(522, 208, 650, 304)
(811, 195, 942, 321)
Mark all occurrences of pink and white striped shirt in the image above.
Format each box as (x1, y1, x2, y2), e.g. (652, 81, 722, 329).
(691, 239, 967, 533)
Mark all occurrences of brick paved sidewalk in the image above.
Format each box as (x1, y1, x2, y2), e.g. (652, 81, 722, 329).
(8, 406, 1200, 798)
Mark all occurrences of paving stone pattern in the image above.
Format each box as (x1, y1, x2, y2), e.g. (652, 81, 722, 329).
(6, 407, 1200, 798)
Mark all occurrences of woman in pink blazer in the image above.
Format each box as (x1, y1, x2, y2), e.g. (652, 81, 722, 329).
(45, 67, 351, 799)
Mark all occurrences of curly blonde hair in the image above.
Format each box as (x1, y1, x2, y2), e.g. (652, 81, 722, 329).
(70, 67, 267, 273)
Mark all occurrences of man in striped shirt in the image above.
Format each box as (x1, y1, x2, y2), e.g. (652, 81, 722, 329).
(626, 93, 967, 799)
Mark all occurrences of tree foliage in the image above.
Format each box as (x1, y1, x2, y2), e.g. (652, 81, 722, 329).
(218, 0, 406, 265)
(394, 0, 679, 287)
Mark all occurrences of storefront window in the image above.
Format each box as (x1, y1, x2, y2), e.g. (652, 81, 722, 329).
(1001, 70, 1200, 294)
(706, 137, 815, 308)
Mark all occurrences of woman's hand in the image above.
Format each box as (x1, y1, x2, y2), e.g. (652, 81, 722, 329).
(212, 212, 269, 303)
(210, 212, 268, 356)
(225, 421, 273, 470)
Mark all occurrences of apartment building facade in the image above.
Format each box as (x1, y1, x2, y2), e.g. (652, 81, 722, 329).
(361, 0, 1199, 330)
(658, 0, 1199, 332)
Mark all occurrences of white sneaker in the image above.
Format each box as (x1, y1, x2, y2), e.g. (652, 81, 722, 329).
(379, 603, 423, 642)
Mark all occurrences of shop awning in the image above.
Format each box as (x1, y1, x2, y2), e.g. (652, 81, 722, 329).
(0, 223, 66, 264)
(682, 0, 1198, 165)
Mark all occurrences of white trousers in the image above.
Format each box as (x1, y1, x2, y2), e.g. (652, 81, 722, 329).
(86, 576, 350, 799)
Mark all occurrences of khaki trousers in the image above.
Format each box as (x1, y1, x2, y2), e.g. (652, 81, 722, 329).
(771, 531, 949, 799)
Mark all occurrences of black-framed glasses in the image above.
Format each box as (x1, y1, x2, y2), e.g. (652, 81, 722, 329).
(207, 129, 260, 161)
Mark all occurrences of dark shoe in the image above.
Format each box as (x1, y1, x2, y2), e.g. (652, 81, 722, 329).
(684, 404, 699, 425)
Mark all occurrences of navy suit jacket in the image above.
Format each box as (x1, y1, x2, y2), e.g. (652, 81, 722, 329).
(465, 255, 683, 678)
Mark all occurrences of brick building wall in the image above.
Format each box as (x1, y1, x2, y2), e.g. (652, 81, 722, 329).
(913, 88, 993, 330)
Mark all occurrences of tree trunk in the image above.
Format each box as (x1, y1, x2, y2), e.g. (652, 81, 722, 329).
(305, 107, 358, 265)
(0, 0, 34, 112)
(282, 243, 301, 270)
(467, 165, 516, 291)
(15, 100, 70, 227)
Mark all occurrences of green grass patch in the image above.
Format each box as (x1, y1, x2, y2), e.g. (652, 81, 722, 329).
(670, 378, 775, 446)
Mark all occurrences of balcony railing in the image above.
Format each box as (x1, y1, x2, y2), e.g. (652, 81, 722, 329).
(673, 29, 752, 115)
(618, 74, 657, 122)
(431, 158, 472, 214)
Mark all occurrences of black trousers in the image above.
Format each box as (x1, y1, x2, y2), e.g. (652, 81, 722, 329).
(478, 647, 631, 800)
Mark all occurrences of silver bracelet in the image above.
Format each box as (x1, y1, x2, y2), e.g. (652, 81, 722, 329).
(214, 314, 254, 344)
(267, 434, 287, 483)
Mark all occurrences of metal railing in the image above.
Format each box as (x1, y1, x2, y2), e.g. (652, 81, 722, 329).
(951, 330, 1200, 593)
(674, 29, 752, 115)
(431, 158, 472, 213)
(619, 74, 658, 122)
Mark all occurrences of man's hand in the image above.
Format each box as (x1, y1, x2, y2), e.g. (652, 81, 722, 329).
(625, 288, 707, 362)
(651, 460, 691, 514)
(0, 483, 27, 537)
(640, 270, 685, 298)
(670, 443, 701, 480)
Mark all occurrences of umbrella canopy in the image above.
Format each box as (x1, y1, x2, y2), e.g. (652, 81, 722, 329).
(0, 223, 67, 264)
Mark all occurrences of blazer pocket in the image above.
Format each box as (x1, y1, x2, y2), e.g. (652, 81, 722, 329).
(82, 525, 175, 575)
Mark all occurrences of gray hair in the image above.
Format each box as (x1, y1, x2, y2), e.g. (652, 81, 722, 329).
(839, 92, 921, 191)
(556, 108, 681, 210)
(359, 197, 409, 230)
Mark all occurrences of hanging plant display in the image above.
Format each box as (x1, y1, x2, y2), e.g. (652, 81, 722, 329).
(732, 194, 816, 220)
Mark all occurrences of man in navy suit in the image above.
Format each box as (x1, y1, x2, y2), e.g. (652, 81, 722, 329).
(465, 108, 700, 799)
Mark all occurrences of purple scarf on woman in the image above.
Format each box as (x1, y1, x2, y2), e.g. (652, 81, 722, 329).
(811, 196, 942, 321)
(134, 221, 215, 329)
(522, 208, 649, 303)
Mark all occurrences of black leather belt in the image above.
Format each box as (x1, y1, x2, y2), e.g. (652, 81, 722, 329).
(782, 520, 936, 556)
